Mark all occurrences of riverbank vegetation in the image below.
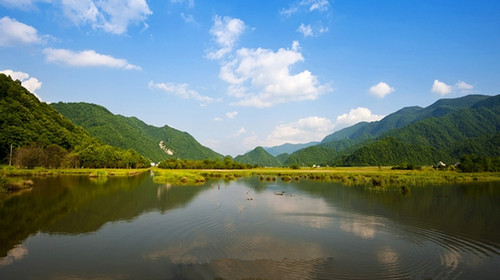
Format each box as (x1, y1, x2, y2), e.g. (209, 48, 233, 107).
(151, 166, 500, 186)
(157, 157, 255, 169)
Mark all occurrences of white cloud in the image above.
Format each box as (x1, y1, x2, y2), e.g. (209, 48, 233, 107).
(180, 13, 195, 23)
(455, 81, 473, 91)
(281, 0, 330, 17)
(213, 117, 223, 122)
(219, 41, 331, 107)
(0, 0, 42, 9)
(43, 48, 141, 70)
(60, 0, 152, 34)
(297, 23, 313, 37)
(0, 17, 43, 46)
(266, 116, 334, 146)
(432, 80, 475, 95)
(226, 111, 238, 119)
(21, 77, 43, 94)
(148, 81, 214, 104)
(171, 0, 194, 8)
(229, 127, 246, 138)
(263, 107, 384, 147)
(1, 69, 43, 100)
(2, 1, 152, 35)
(206, 15, 246, 60)
(335, 107, 385, 130)
(431, 79, 452, 95)
(369, 82, 394, 98)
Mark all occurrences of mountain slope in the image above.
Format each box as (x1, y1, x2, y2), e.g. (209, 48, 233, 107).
(0, 74, 149, 168)
(51, 102, 223, 162)
(264, 142, 319, 156)
(0, 74, 95, 162)
(337, 137, 452, 166)
(234, 147, 282, 166)
(322, 94, 490, 144)
(336, 94, 500, 166)
(284, 94, 499, 167)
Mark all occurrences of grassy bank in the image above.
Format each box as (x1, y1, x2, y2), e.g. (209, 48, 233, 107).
(0, 166, 150, 194)
(153, 166, 500, 186)
(0, 166, 150, 177)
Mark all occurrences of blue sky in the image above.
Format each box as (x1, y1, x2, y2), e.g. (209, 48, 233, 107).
(1, 0, 499, 156)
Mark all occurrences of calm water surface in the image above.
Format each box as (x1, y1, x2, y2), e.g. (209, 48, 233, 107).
(0, 173, 499, 279)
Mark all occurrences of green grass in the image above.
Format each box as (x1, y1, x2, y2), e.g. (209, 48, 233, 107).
(0, 165, 150, 177)
(2, 165, 499, 193)
(154, 166, 500, 187)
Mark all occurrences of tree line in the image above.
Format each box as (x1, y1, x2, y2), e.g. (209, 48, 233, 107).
(157, 156, 255, 169)
(12, 143, 150, 169)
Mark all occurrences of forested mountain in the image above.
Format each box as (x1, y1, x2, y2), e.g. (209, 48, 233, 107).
(237, 94, 499, 167)
(264, 142, 319, 156)
(321, 94, 490, 144)
(51, 102, 223, 162)
(0, 74, 149, 168)
(234, 147, 282, 167)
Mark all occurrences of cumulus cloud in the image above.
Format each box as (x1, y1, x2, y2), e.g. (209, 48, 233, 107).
(281, 0, 330, 17)
(431, 80, 452, 95)
(297, 23, 313, 37)
(335, 107, 385, 130)
(43, 48, 141, 70)
(266, 116, 334, 146)
(1, 69, 43, 100)
(226, 111, 238, 119)
(0, 17, 43, 46)
(148, 81, 214, 104)
(297, 23, 329, 37)
(219, 41, 331, 107)
(369, 82, 394, 98)
(229, 127, 246, 138)
(264, 107, 384, 146)
(206, 15, 246, 60)
(455, 81, 473, 91)
(431, 79, 474, 95)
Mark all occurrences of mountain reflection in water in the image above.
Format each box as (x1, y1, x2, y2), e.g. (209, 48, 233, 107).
(1, 174, 499, 279)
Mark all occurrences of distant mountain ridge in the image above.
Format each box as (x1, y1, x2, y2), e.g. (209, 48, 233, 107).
(264, 142, 319, 156)
(236, 94, 499, 167)
(51, 102, 224, 162)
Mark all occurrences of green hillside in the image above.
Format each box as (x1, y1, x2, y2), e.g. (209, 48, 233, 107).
(0, 74, 149, 168)
(51, 102, 223, 162)
(290, 94, 499, 167)
(0, 74, 93, 161)
(321, 94, 490, 144)
(337, 137, 452, 166)
(234, 147, 282, 167)
(264, 142, 319, 156)
(285, 146, 339, 167)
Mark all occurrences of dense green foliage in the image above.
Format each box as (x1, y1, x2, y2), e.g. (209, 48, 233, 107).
(258, 94, 499, 168)
(0, 74, 149, 168)
(337, 137, 452, 166)
(234, 147, 283, 166)
(0, 74, 93, 162)
(51, 102, 223, 162)
(158, 156, 254, 169)
(457, 154, 500, 172)
(322, 94, 490, 144)
(285, 145, 339, 167)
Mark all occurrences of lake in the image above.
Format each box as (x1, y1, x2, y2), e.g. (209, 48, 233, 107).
(1, 173, 499, 279)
